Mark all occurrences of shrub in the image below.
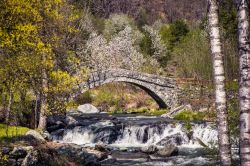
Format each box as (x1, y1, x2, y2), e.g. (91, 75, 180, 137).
(174, 110, 206, 121)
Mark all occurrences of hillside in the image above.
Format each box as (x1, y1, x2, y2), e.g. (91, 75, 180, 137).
(87, 0, 208, 24)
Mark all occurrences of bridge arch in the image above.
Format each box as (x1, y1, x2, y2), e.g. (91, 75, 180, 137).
(74, 69, 178, 109)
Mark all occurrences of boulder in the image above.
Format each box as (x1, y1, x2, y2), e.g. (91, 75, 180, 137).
(156, 133, 186, 146)
(26, 130, 46, 143)
(47, 121, 65, 132)
(43, 131, 52, 141)
(10, 147, 28, 159)
(54, 144, 101, 165)
(50, 129, 65, 139)
(65, 115, 78, 126)
(8, 158, 16, 166)
(1, 147, 11, 154)
(100, 157, 117, 165)
(21, 150, 39, 166)
(156, 144, 178, 157)
(95, 144, 109, 152)
(17, 158, 24, 165)
(77, 104, 100, 114)
(141, 145, 158, 154)
(47, 115, 66, 126)
(93, 126, 119, 144)
(85, 148, 108, 161)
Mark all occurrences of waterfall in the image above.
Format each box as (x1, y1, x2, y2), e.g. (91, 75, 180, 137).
(63, 127, 95, 145)
(192, 124, 218, 147)
(56, 121, 218, 148)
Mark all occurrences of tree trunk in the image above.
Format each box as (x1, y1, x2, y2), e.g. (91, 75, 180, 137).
(5, 89, 13, 137)
(34, 94, 39, 129)
(207, 0, 232, 165)
(5, 89, 13, 125)
(237, 0, 250, 165)
(38, 54, 48, 131)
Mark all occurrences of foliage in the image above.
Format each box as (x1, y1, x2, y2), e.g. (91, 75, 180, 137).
(174, 110, 206, 121)
(0, 0, 86, 127)
(172, 29, 212, 80)
(127, 108, 167, 116)
(143, 23, 169, 68)
(0, 0, 240, 130)
(184, 122, 192, 131)
(160, 20, 189, 50)
(0, 124, 29, 139)
(226, 80, 240, 146)
(219, 0, 237, 39)
(140, 31, 155, 56)
(103, 14, 139, 40)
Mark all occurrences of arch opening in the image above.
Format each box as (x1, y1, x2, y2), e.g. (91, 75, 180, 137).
(77, 80, 169, 109)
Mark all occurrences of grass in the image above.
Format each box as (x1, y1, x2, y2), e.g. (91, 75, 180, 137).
(0, 124, 29, 139)
(173, 110, 206, 121)
(126, 108, 168, 116)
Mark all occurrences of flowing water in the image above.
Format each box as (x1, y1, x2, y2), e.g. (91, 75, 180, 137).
(50, 113, 239, 166)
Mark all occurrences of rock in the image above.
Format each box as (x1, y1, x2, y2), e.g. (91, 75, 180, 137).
(77, 104, 100, 114)
(95, 144, 109, 152)
(111, 151, 149, 162)
(50, 129, 65, 139)
(10, 147, 28, 158)
(26, 130, 46, 143)
(198, 108, 208, 112)
(47, 121, 65, 133)
(43, 131, 52, 141)
(8, 158, 16, 166)
(161, 104, 192, 118)
(54, 144, 101, 165)
(187, 131, 194, 140)
(100, 157, 117, 165)
(195, 138, 208, 147)
(141, 145, 158, 154)
(21, 150, 39, 166)
(1, 147, 11, 154)
(85, 148, 108, 161)
(65, 115, 78, 126)
(156, 144, 178, 157)
(47, 115, 66, 126)
(156, 133, 187, 146)
(17, 158, 24, 165)
(93, 126, 119, 144)
(120, 147, 128, 152)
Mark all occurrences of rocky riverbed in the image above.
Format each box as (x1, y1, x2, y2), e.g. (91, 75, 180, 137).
(43, 108, 228, 166)
(1, 105, 240, 166)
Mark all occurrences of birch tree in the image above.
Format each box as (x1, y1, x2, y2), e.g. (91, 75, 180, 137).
(207, 0, 232, 165)
(237, 0, 250, 165)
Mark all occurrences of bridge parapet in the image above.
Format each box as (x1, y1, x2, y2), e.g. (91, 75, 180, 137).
(76, 69, 179, 109)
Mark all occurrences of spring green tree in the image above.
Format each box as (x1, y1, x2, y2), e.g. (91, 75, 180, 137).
(0, 0, 84, 130)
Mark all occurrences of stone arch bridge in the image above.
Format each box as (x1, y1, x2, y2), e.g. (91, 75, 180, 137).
(73, 69, 179, 109)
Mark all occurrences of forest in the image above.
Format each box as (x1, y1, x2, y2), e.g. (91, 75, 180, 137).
(0, 0, 249, 166)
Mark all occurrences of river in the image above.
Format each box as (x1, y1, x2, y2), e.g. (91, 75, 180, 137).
(48, 111, 240, 166)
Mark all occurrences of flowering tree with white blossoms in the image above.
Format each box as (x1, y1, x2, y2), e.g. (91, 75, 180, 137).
(143, 24, 168, 65)
(85, 26, 145, 71)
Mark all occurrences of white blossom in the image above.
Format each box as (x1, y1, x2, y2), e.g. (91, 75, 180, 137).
(143, 25, 167, 59)
(85, 26, 145, 71)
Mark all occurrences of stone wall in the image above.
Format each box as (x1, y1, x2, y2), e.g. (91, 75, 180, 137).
(75, 69, 179, 109)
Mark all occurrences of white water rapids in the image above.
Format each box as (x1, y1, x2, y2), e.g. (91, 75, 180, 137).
(49, 114, 240, 166)
(61, 120, 218, 148)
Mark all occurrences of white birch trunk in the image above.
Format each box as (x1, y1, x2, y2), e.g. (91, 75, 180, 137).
(207, 0, 232, 165)
(237, 0, 250, 165)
